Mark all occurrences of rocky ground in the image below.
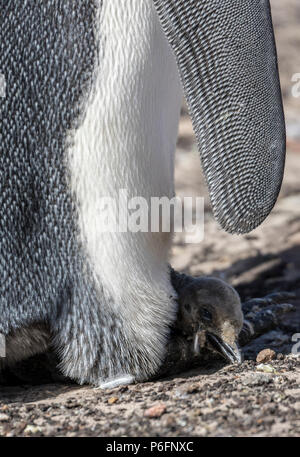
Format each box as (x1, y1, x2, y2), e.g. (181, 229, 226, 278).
(0, 0, 299, 438)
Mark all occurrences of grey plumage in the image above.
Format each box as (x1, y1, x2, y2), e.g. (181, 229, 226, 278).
(0, 0, 135, 385)
(153, 0, 286, 234)
(0, 324, 49, 372)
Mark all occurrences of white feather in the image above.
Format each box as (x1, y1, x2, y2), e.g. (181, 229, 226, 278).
(68, 0, 183, 374)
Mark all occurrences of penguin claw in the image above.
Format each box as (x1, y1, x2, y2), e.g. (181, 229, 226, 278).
(239, 292, 297, 347)
(242, 292, 296, 314)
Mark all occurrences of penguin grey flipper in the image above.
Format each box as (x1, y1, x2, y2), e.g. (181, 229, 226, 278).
(153, 0, 286, 234)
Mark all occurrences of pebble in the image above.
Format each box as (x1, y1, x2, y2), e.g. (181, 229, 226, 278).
(256, 349, 276, 363)
(0, 414, 9, 422)
(163, 414, 177, 427)
(256, 364, 276, 373)
(24, 425, 42, 435)
(144, 404, 166, 418)
(242, 373, 273, 386)
(186, 384, 199, 394)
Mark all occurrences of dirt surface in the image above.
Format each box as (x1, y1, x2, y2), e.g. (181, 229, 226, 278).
(0, 0, 299, 438)
(0, 355, 299, 437)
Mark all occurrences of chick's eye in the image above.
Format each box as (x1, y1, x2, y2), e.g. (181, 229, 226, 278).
(201, 308, 213, 322)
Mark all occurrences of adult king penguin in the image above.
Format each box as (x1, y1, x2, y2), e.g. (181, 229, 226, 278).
(0, 0, 285, 387)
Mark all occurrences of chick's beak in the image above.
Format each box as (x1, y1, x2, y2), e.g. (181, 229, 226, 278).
(207, 333, 243, 364)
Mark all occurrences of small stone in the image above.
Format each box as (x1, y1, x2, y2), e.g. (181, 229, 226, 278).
(186, 384, 199, 394)
(24, 425, 42, 435)
(256, 364, 276, 373)
(15, 422, 27, 434)
(163, 414, 177, 427)
(207, 421, 218, 433)
(197, 427, 208, 437)
(144, 404, 166, 418)
(242, 372, 273, 386)
(108, 397, 118, 405)
(256, 349, 276, 364)
(277, 353, 285, 360)
(0, 414, 9, 422)
(117, 386, 128, 393)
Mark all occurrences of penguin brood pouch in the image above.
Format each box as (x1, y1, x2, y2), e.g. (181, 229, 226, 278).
(0, 0, 286, 387)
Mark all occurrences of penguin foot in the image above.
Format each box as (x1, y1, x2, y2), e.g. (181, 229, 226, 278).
(239, 292, 296, 346)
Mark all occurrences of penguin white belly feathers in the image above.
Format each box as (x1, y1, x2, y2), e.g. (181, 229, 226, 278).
(69, 0, 182, 356)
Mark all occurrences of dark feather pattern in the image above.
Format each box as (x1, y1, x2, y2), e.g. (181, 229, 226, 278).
(153, 0, 286, 234)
